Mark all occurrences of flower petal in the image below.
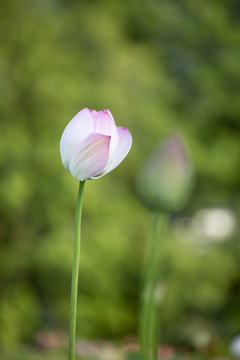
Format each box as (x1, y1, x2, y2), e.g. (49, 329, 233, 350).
(91, 127, 132, 178)
(60, 108, 93, 170)
(69, 133, 111, 181)
(92, 110, 118, 161)
(106, 109, 114, 120)
(89, 109, 98, 117)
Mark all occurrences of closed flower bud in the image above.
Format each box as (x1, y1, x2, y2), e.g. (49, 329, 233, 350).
(230, 335, 240, 359)
(137, 135, 194, 212)
(60, 108, 132, 181)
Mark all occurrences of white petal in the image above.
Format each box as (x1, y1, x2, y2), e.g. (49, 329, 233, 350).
(106, 109, 114, 119)
(69, 133, 111, 181)
(92, 127, 132, 178)
(91, 109, 118, 161)
(60, 108, 93, 170)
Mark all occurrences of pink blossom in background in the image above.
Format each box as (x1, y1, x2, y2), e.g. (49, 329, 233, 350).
(60, 108, 132, 180)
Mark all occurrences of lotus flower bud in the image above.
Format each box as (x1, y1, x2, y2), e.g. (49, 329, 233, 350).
(229, 335, 240, 359)
(137, 135, 194, 212)
(60, 108, 132, 181)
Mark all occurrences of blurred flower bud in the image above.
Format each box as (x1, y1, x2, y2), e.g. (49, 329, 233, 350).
(229, 334, 240, 359)
(137, 134, 194, 212)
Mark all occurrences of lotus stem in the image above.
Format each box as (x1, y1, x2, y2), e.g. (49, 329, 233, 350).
(68, 180, 85, 360)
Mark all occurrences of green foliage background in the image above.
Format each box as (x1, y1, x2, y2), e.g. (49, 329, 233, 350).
(0, 0, 240, 354)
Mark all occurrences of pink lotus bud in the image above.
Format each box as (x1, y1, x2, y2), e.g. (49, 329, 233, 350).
(137, 135, 194, 212)
(60, 108, 132, 180)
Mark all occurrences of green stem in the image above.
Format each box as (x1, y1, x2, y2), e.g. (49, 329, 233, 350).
(68, 180, 86, 360)
(139, 212, 168, 360)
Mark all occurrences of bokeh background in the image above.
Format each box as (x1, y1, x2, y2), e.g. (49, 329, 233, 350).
(0, 0, 240, 359)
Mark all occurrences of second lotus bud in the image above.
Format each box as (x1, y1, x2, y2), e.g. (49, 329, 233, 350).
(137, 134, 194, 212)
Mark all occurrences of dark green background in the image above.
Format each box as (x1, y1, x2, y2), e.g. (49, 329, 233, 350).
(0, 0, 239, 357)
